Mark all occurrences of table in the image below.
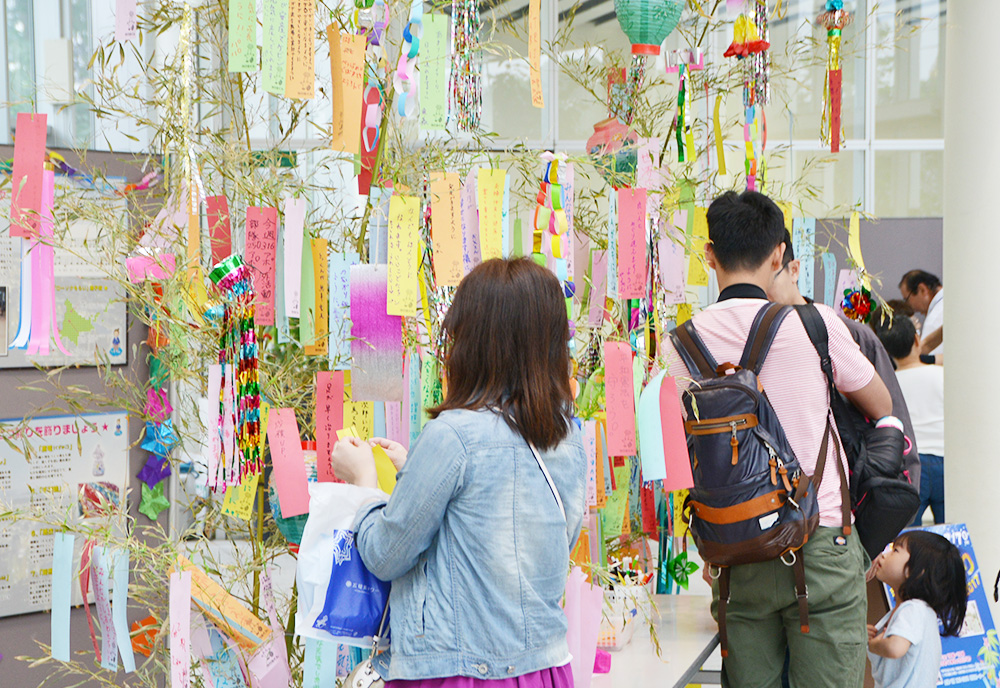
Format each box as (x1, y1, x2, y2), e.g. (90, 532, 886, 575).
(592, 594, 721, 688)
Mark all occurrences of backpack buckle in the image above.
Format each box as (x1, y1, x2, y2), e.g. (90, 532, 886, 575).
(795, 585, 809, 600)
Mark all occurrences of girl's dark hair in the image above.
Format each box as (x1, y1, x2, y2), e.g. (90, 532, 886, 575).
(895, 531, 968, 636)
(428, 258, 573, 450)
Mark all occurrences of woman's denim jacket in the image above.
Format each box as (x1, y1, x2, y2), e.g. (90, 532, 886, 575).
(353, 409, 587, 681)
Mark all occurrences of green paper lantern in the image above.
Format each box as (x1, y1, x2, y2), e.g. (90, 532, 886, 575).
(613, 0, 684, 56)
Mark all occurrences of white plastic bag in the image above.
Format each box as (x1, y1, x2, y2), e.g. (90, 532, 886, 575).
(295, 482, 388, 647)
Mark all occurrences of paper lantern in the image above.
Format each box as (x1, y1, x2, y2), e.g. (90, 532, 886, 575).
(613, 0, 684, 56)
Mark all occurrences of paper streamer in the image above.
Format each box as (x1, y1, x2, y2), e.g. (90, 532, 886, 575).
(268, 408, 311, 517)
(822, 252, 838, 308)
(257, 570, 293, 684)
(529, 0, 543, 107)
(127, 253, 176, 283)
(351, 265, 404, 401)
(316, 370, 345, 481)
(387, 195, 420, 316)
(115, 0, 138, 42)
(228, 0, 257, 72)
(50, 532, 74, 662)
(263, 0, 289, 94)
(283, 197, 306, 318)
(563, 567, 603, 688)
(478, 169, 506, 261)
(285, 0, 315, 99)
(419, 15, 449, 130)
(604, 342, 636, 456)
(636, 371, 667, 482)
(10, 112, 47, 239)
(170, 570, 192, 688)
(502, 173, 512, 258)
(587, 249, 607, 327)
(300, 234, 317, 348)
(328, 252, 358, 369)
(111, 548, 137, 672)
(793, 218, 816, 299)
(687, 207, 710, 286)
(606, 192, 618, 300)
(659, 376, 694, 492)
(91, 547, 118, 671)
(430, 173, 463, 286)
(847, 211, 867, 288)
(11, 239, 32, 348)
(714, 94, 727, 175)
(616, 187, 647, 299)
(460, 170, 481, 275)
(304, 637, 339, 688)
(207, 364, 222, 491)
(246, 206, 279, 326)
(659, 210, 687, 305)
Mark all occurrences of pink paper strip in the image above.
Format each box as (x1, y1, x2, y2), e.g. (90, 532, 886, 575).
(584, 420, 597, 507)
(222, 365, 238, 488)
(267, 408, 311, 517)
(587, 249, 607, 327)
(170, 570, 192, 688)
(604, 342, 636, 456)
(257, 570, 292, 684)
(563, 567, 603, 688)
(126, 254, 177, 283)
(350, 265, 404, 401)
(316, 371, 345, 482)
(659, 376, 694, 492)
(92, 547, 118, 672)
(386, 401, 405, 447)
(28, 170, 58, 356)
(616, 188, 647, 299)
(658, 210, 687, 305)
(206, 195, 232, 265)
(460, 170, 481, 275)
(10, 113, 47, 239)
(245, 206, 278, 326)
(563, 164, 576, 280)
(116, 0, 138, 42)
(207, 364, 222, 492)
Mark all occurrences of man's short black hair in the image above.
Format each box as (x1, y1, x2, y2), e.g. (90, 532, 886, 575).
(899, 269, 942, 293)
(781, 229, 794, 267)
(871, 308, 917, 360)
(706, 191, 786, 272)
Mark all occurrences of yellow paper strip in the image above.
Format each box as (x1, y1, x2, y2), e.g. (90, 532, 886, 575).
(337, 425, 395, 493)
(778, 201, 793, 232)
(387, 195, 420, 316)
(713, 94, 726, 175)
(687, 207, 710, 286)
(285, 0, 315, 99)
(848, 211, 868, 288)
(330, 31, 365, 154)
(343, 374, 375, 440)
(221, 472, 260, 521)
(528, 0, 543, 108)
(430, 172, 463, 286)
(305, 238, 329, 356)
(477, 168, 506, 261)
(685, 131, 696, 164)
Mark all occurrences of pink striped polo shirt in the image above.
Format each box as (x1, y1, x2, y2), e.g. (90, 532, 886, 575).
(662, 298, 875, 527)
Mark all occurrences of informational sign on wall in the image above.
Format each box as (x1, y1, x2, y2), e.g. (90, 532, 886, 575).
(0, 411, 128, 618)
(885, 524, 999, 687)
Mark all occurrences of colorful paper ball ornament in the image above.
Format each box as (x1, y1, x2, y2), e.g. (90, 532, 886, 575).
(613, 0, 684, 56)
(841, 287, 873, 323)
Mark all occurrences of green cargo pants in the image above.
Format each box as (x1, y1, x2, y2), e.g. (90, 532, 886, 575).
(710, 527, 870, 688)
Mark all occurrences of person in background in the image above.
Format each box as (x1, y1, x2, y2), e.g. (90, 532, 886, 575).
(768, 232, 920, 488)
(871, 309, 945, 525)
(898, 270, 943, 363)
(330, 257, 587, 686)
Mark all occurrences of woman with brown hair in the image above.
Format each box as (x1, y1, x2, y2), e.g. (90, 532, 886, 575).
(331, 257, 586, 687)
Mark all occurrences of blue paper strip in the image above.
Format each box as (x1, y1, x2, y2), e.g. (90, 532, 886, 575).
(304, 637, 340, 688)
(636, 371, 667, 482)
(606, 192, 619, 300)
(408, 353, 422, 447)
(793, 218, 816, 299)
(501, 175, 511, 258)
(598, 422, 612, 495)
(275, 223, 290, 344)
(822, 252, 838, 308)
(111, 548, 136, 672)
(50, 532, 74, 662)
(373, 402, 387, 438)
(329, 252, 360, 370)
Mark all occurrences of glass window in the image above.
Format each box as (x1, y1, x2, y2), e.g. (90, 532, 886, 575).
(480, 15, 542, 140)
(768, 148, 864, 218)
(873, 150, 942, 217)
(874, 0, 945, 139)
(7, 0, 35, 138)
(69, 0, 94, 148)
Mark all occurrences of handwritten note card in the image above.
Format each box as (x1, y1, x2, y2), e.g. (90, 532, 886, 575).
(617, 187, 647, 298)
(387, 195, 420, 316)
(263, 0, 289, 94)
(206, 195, 232, 264)
(305, 238, 330, 356)
(267, 408, 311, 517)
(115, 0, 138, 43)
(283, 197, 305, 319)
(659, 210, 687, 305)
(285, 0, 315, 99)
(328, 252, 358, 369)
(169, 570, 192, 688)
(316, 370, 345, 481)
(604, 342, 637, 456)
(221, 472, 260, 520)
(430, 173, 463, 286)
(246, 206, 278, 326)
(478, 168, 506, 261)
(420, 15, 449, 129)
(228, 0, 257, 72)
(793, 217, 816, 299)
(587, 249, 607, 327)
(329, 29, 365, 154)
(10, 113, 46, 238)
(687, 206, 710, 286)
(529, 0, 543, 107)
(460, 170, 481, 275)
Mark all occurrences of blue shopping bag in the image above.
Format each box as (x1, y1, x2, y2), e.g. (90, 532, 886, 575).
(312, 529, 389, 640)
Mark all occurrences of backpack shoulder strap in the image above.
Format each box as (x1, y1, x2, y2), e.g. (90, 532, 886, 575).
(669, 321, 719, 380)
(795, 303, 836, 396)
(739, 303, 792, 374)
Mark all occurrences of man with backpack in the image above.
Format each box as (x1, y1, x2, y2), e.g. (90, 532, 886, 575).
(662, 190, 893, 688)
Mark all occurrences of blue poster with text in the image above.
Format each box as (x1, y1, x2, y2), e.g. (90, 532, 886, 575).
(884, 524, 999, 687)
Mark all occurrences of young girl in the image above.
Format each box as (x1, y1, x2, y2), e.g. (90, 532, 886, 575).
(868, 530, 968, 688)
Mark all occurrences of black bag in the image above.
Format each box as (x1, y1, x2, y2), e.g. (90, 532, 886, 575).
(670, 303, 848, 657)
(794, 304, 920, 559)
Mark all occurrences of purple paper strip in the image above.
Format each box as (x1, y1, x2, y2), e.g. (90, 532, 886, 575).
(659, 211, 687, 305)
(588, 250, 608, 327)
(461, 170, 481, 275)
(350, 265, 404, 401)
